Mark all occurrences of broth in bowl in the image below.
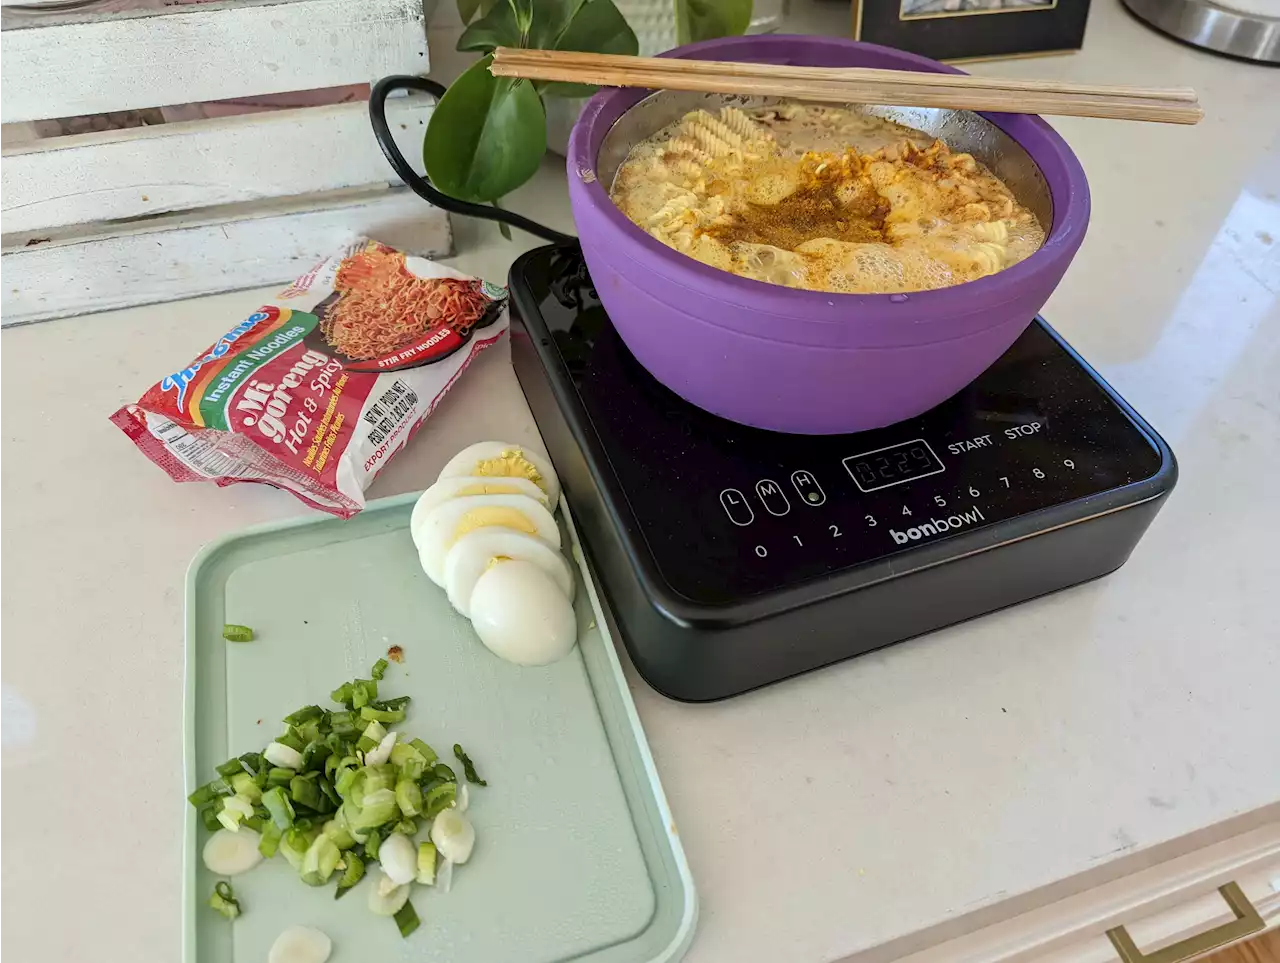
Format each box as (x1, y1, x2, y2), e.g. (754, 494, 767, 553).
(610, 103, 1046, 295)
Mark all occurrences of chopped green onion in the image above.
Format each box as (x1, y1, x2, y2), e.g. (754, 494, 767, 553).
(364, 827, 383, 861)
(330, 682, 354, 708)
(274, 730, 305, 753)
(300, 740, 332, 772)
(258, 821, 283, 858)
(432, 763, 457, 783)
(279, 827, 316, 871)
(216, 757, 248, 779)
(327, 711, 358, 736)
(200, 804, 224, 832)
(290, 772, 330, 813)
(416, 842, 437, 885)
(359, 705, 406, 724)
(410, 738, 438, 766)
(230, 772, 263, 803)
(351, 679, 377, 710)
(334, 851, 365, 899)
(356, 720, 387, 754)
(188, 779, 232, 808)
(422, 782, 457, 819)
(393, 898, 420, 938)
(370, 658, 389, 681)
(266, 767, 295, 789)
(300, 833, 341, 886)
(209, 881, 241, 919)
(395, 777, 423, 818)
(217, 793, 255, 831)
(453, 744, 487, 786)
(262, 786, 295, 829)
(351, 788, 397, 831)
(375, 696, 411, 711)
(238, 751, 264, 775)
(283, 705, 324, 726)
(322, 817, 355, 851)
(222, 624, 254, 643)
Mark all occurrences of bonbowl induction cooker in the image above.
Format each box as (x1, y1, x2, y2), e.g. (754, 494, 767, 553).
(509, 245, 1177, 702)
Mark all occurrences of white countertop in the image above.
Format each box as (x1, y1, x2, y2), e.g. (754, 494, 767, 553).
(3, 2, 1279, 961)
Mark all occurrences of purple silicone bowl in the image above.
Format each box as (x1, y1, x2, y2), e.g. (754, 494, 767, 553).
(566, 34, 1090, 435)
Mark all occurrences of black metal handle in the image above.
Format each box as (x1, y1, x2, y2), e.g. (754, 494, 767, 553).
(369, 75, 575, 245)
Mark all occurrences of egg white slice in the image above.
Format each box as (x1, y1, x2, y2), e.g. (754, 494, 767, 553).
(443, 529, 574, 617)
(437, 441, 561, 506)
(410, 476, 549, 551)
(469, 560, 577, 666)
(416, 494, 560, 586)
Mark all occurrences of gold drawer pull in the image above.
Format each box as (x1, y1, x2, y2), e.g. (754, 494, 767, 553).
(1106, 882, 1264, 963)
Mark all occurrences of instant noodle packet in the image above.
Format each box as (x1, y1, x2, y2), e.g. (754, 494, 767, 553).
(110, 239, 509, 517)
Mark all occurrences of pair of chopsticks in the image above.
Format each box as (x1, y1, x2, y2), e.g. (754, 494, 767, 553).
(490, 48, 1203, 125)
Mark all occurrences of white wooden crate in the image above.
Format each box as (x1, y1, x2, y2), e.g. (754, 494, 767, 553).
(1, 0, 449, 326)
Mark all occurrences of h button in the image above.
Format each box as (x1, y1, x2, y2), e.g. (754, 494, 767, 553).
(755, 479, 791, 516)
(791, 470, 825, 506)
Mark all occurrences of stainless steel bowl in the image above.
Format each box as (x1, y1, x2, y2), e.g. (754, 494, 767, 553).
(595, 90, 1054, 234)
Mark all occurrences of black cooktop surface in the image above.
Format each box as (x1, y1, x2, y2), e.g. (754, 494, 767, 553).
(512, 246, 1166, 607)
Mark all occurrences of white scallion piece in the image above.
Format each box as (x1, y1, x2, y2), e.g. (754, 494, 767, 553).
(202, 828, 264, 876)
(268, 926, 332, 963)
(431, 809, 475, 864)
(363, 729, 398, 767)
(264, 741, 304, 770)
(437, 858, 454, 893)
(367, 871, 411, 916)
(378, 831, 417, 886)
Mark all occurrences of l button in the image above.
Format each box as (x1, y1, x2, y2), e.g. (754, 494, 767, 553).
(720, 488, 754, 526)
(755, 479, 791, 516)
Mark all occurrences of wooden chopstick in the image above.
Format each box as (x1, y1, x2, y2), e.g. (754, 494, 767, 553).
(496, 48, 1199, 103)
(490, 48, 1204, 125)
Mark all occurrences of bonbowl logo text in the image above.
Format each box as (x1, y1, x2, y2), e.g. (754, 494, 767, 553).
(890, 506, 986, 544)
(161, 311, 270, 407)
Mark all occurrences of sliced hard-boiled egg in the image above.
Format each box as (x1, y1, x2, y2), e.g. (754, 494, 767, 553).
(438, 441, 561, 507)
(416, 494, 560, 586)
(469, 560, 577, 666)
(443, 529, 575, 617)
(409, 475, 550, 551)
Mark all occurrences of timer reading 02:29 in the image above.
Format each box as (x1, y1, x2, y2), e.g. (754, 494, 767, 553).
(843, 439, 946, 492)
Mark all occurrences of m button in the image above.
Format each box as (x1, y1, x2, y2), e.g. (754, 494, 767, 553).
(755, 479, 791, 516)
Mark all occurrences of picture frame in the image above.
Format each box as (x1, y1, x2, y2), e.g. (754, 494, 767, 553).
(852, 0, 1091, 63)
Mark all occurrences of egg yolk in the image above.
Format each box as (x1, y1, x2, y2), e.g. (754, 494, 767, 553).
(471, 451, 544, 491)
(455, 482, 533, 497)
(451, 508, 538, 541)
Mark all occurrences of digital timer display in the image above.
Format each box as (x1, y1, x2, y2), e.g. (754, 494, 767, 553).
(843, 439, 946, 492)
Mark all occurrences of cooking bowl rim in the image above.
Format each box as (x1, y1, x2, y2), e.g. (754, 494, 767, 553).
(567, 34, 1090, 321)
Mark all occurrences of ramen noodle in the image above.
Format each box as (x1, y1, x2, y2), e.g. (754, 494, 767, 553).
(110, 239, 508, 517)
(610, 103, 1046, 294)
(322, 245, 492, 359)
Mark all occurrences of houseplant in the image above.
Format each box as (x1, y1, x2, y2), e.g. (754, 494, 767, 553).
(423, 0, 753, 209)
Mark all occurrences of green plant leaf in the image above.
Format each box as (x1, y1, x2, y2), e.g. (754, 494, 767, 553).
(457, 0, 521, 52)
(527, 0, 588, 48)
(509, 0, 535, 36)
(680, 0, 752, 43)
(457, 0, 481, 25)
(423, 56, 547, 203)
(539, 0, 638, 98)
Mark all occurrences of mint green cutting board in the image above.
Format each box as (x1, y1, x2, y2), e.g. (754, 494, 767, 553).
(184, 492, 696, 963)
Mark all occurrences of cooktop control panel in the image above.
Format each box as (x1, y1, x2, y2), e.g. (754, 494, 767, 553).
(522, 248, 1165, 606)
